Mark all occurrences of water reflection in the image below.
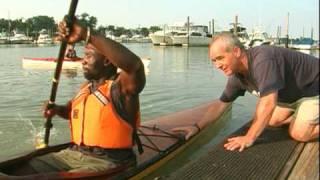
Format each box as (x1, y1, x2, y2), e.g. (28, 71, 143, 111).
(62, 69, 78, 78)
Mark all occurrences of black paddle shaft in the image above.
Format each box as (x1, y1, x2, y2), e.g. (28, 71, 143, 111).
(44, 0, 79, 147)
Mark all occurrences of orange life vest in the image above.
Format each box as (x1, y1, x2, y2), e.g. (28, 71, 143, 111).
(70, 80, 140, 149)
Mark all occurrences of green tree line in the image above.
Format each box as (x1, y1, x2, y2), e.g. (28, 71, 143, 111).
(0, 13, 161, 38)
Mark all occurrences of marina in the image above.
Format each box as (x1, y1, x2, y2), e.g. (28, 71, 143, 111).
(0, 15, 318, 51)
(0, 0, 319, 179)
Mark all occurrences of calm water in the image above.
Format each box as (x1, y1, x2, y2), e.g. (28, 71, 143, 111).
(0, 43, 318, 175)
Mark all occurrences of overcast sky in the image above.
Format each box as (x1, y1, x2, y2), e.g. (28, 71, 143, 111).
(0, 0, 318, 39)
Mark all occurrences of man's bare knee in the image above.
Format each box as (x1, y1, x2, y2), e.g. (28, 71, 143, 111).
(289, 130, 312, 142)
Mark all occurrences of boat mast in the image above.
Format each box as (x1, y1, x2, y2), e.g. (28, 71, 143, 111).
(212, 19, 215, 36)
(234, 15, 238, 36)
(162, 24, 165, 44)
(8, 11, 11, 42)
(209, 21, 211, 36)
(187, 16, 190, 46)
(276, 26, 281, 45)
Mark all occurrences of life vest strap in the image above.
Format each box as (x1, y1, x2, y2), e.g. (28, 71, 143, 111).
(93, 90, 110, 105)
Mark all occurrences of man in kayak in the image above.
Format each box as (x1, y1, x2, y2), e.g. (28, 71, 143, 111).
(65, 44, 78, 59)
(24, 18, 146, 173)
(175, 32, 319, 152)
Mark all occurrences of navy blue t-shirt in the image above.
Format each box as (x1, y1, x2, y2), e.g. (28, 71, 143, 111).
(220, 46, 319, 103)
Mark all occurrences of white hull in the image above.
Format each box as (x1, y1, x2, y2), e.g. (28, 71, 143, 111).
(37, 34, 53, 44)
(9, 39, 33, 44)
(149, 34, 174, 46)
(0, 39, 8, 44)
(9, 33, 33, 44)
(172, 36, 211, 46)
(37, 39, 53, 44)
(22, 58, 82, 70)
(290, 44, 313, 50)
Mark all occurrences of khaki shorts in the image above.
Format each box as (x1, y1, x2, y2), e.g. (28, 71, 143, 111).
(30, 148, 117, 173)
(278, 96, 319, 124)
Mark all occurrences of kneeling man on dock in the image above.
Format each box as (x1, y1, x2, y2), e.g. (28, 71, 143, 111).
(175, 32, 319, 152)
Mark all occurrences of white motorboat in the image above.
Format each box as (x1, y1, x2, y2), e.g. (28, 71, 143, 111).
(0, 37, 8, 44)
(0, 33, 9, 44)
(172, 31, 211, 46)
(9, 32, 33, 44)
(149, 30, 176, 46)
(246, 29, 272, 47)
(229, 26, 250, 46)
(149, 23, 185, 46)
(172, 25, 211, 46)
(129, 35, 152, 43)
(37, 32, 53, 44)
(290, 37, 314, 50)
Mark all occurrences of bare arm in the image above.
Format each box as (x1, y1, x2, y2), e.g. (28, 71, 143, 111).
(87, 32, 146, 95)
(246, 91, 277, 140)
(58, 19, 146, 95)
(197, 100, 231, 129)
(224, 91, 277, 152)
(85, 28, 146, 123)
(172, 99, 231, 140)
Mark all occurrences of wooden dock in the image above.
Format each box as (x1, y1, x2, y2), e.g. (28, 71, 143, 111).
(284, 141, 319, 180)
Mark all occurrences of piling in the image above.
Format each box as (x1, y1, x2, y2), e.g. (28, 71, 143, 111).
(285, 12, 289, 48)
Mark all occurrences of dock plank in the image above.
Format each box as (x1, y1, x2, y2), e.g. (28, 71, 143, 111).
(288, 141, 319, 180)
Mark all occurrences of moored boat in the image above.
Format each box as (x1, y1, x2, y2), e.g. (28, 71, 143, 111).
(172, 31, 211, 47)
(37, 34, 53, 44)
(246, 29, 272, 48)
(9, 32, 33, 44)
(36, 29, 53, 44)
(0, 100, 229, 179)
(290, 37, 314, 50)
(149, 31, 176, 46)
(229, 25, 250, 46)
(22, 57, 83, 70)
(0, 33, 9, 44)
(172, 25, 211, 46)
(149, 23, 185, 46)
